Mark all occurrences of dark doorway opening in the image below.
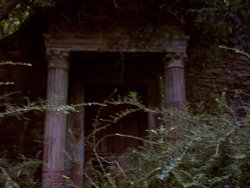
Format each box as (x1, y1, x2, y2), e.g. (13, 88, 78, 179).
(68, 51, 163, 162)
(84, 84, 147, 160)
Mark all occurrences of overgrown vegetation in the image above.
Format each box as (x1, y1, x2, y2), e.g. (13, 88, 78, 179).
(1, 91, 249, 187)
(0, 0, 55, 39)
(156, 0, 250, 49)
(82, 92, 250, 188)
(0, 62, 41, 187)
(0, 153, 41, 188)
(0, 0, 249, 187)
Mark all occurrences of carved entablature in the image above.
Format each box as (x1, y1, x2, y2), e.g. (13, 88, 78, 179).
(164, 52, 187, 69)
(44, 22, 189, 53)
(46, 49, 70, 70)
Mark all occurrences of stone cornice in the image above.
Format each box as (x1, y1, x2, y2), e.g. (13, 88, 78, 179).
(44, 34, 189, 53)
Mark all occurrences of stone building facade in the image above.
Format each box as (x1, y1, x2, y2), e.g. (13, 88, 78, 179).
(42, 16, 187, 187)
(0, 1, 249, 187)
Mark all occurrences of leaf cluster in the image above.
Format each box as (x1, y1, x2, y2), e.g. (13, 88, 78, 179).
(0, 153, 41, 188)
(153, 0, 250, 49)
(0, 0, 55, 39)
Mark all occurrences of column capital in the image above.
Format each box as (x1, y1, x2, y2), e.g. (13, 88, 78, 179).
(46, 48, 70, 70)
(164, 52, 187, 69)
(163, 52, 186, 110)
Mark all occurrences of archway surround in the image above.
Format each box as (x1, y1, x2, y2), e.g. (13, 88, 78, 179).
(42, 30, 188, 187)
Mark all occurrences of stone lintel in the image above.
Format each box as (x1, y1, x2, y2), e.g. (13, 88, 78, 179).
(44, 34, 188, 53)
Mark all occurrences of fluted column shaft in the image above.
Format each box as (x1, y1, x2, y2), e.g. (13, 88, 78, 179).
(42, 49, 70, 188)
(164, 53, 186, 109)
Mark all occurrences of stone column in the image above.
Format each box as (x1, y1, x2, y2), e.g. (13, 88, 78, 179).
(42, 49, 70, 188)
(164, 52, 186, 109)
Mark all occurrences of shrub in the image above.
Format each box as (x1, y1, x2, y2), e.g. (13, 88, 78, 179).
(84, 93, 250, 188)
(0, 153, 41, 188)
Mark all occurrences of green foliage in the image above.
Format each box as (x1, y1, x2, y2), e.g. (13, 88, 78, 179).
(84, 92, 250, 188)
(219, 45, 250, 59)
(187, 0, 250, 47)
(0, 0, 55, 39)
(155, 0, 250, 49)
(0, 153, 41, 188)
(0, 4, 29, 40)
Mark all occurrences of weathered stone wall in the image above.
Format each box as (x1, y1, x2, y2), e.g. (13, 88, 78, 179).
(186, 41, 250, 109)
(0, 73, 46, 157)
(0, 25, 47, 157)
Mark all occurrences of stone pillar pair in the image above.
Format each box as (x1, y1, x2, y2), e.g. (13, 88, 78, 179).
(42, 50, 186, 187)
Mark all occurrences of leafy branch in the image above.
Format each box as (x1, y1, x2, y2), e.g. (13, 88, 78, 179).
(219, 45, 250, 59)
